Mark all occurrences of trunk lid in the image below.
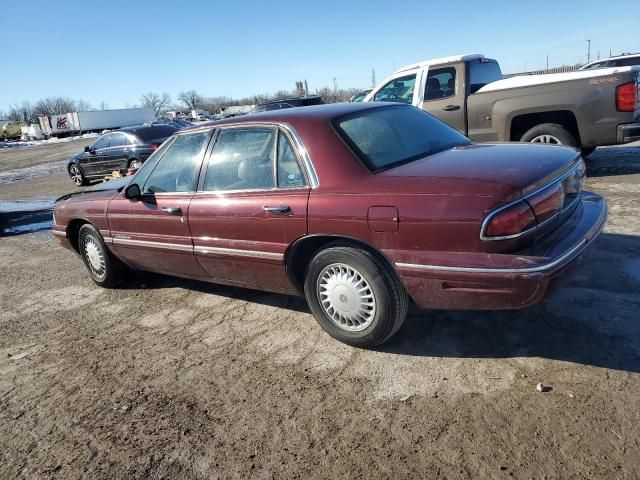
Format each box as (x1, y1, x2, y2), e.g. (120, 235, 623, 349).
(381, 143, 580, 195)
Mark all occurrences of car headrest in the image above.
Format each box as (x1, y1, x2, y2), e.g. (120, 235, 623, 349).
(447, 77, 455, 89)
(427, 77, 441, 90)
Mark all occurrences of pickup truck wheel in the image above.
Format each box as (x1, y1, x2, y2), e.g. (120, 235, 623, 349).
(78, 224, 126, 288)
(304, 244, 408, 347)
(69, 164, 89, 187)
(521, 123, 578, 147)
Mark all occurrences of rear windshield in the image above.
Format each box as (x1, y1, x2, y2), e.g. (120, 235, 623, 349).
(133, 126, 178, 142)
(333, 105, 470, 171)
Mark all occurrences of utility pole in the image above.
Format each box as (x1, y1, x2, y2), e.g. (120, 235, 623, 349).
(546, 54, 549, 70)
(333, 77, 337, 95)
(587, 39, 591, 63)
(371, 69, 376, 88)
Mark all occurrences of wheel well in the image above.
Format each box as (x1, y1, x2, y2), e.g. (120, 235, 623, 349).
(284, 235, 398, 293)
(510, 110, 581, 143)
(66, 219, 90, 252)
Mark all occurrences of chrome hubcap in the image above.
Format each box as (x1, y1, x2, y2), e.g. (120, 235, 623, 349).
(70, 166, 83, 185)
(83, 235, 105, 278)
(530, 134, 562, 144)
(317, 263, 376, 331)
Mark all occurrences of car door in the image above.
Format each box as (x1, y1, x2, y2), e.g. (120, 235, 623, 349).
(80, 133, 110, 177)
(103, 132, 129, 172)
(107, 130, 213, 277)
(420, 65, 466, 133)
(188, 126, 310, 293)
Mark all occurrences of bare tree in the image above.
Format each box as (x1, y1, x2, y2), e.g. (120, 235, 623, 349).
(8, 101, 34, 123)
(99, 102, 109, 110)
(178, 90, 202, 110)
(75, 100, 93, 112)
(140, 92, 171, 115)
(33, 97, 76, 117)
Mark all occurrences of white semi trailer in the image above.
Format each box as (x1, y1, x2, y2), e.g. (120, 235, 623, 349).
(38, 108, 155, 137)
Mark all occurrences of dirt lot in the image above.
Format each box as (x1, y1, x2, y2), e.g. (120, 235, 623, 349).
(1, 141, 639, 479)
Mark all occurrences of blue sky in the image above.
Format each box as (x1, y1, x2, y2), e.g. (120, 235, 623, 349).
(1, 0, 638, 112)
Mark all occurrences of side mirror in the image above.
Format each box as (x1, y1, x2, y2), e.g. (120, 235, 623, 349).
(124, 183, 141, 200)
(84, 146, 91, 152)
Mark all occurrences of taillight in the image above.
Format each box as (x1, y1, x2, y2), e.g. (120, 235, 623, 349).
(616, 82, 637, 112)
(150, 144, 160, 152)
(483, 201, 536, 239)
(526, 183, 564, 223)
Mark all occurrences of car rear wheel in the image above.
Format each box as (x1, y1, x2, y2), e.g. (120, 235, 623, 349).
(78, 224, 126, 288)
(69, 164, 88, 187)
(521, 123, 578, 148)
(304, 243, 408, 347)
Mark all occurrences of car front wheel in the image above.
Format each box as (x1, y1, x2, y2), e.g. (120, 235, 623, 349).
(304, 244, 408, 347)
(78, 224, 126, 287)
(69, 164, 88, 187)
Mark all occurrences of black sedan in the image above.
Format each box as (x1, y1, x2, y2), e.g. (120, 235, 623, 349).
(67, 125, 177, 186)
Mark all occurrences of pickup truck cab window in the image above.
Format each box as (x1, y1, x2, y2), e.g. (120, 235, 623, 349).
(425, 67, 456, 100)
(143, 131, 210, 194)
(203, 127, 276, 191)
(373, 74, 416, 104)
(468, 60, 502, 93)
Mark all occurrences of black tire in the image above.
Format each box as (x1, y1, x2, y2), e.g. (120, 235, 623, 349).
(303, 243, 409, 347)
(581, 147, 596, 158)
(78, 224, 126, 288)
(520, 123, 578, 147)
(69, 164, 89, 187)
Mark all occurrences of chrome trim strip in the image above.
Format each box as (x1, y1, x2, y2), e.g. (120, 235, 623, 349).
(480, 160, 584, 241)
(399, 202, 605, 275)
(194, 245, 283, 260)
(52, 230, 66, 237)
(112, 238, 193, 252)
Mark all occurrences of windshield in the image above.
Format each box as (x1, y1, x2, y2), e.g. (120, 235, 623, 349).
(333, 105, 470, 171)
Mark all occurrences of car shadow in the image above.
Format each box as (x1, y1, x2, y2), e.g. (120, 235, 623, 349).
(585, 145, 640, 177)
(378, 232, 640, 374)
(121, 232, 640, 374)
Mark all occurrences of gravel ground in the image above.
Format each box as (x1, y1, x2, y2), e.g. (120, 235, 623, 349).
(0, 141, 639, 479)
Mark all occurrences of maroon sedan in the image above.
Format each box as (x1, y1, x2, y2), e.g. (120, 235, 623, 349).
(53, 103, 607, 347)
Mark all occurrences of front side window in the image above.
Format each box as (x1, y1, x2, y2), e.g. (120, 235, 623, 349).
(277, 132, 305, 188)
(203, 127, 276, 191)
(373, 74, 416, 104)
(425, 67, 456, 100)
(143, 131, 210, 194)
(91, 134, 110, 150)
(334, 105, 469, 171)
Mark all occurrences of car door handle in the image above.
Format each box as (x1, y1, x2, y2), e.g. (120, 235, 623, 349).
(262, 205, 291, 214)
(162, 207, 182, 215)
(443, 105, 460, 111)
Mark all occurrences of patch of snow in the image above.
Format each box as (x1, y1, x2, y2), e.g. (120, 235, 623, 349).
(477, 66, 637, 93)
(0, 132, 98, 149)
(0, 160, 68, 184)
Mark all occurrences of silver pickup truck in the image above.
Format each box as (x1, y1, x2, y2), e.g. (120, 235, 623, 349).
(364, 54, 640, 156)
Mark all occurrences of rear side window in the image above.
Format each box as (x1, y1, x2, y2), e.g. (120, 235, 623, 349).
(333, 105, 469, 171)
(277, 132, 305, 188)
(616, 57, 640, 67)
(468, 60, 502, 93)
(143, 132, 210, 193)
(203, 127, 276, 191)
(110, 132, 127, 148)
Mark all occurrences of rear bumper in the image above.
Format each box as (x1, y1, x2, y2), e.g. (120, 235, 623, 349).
(617, 122, 640, 144)
(396, 192, 607, 310)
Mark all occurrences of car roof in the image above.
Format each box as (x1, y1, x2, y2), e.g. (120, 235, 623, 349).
(392, 53, 485, 74)
(581, 53, 640, 68)
(257, 95, 323, 106)
(182, 102, 391, 131)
